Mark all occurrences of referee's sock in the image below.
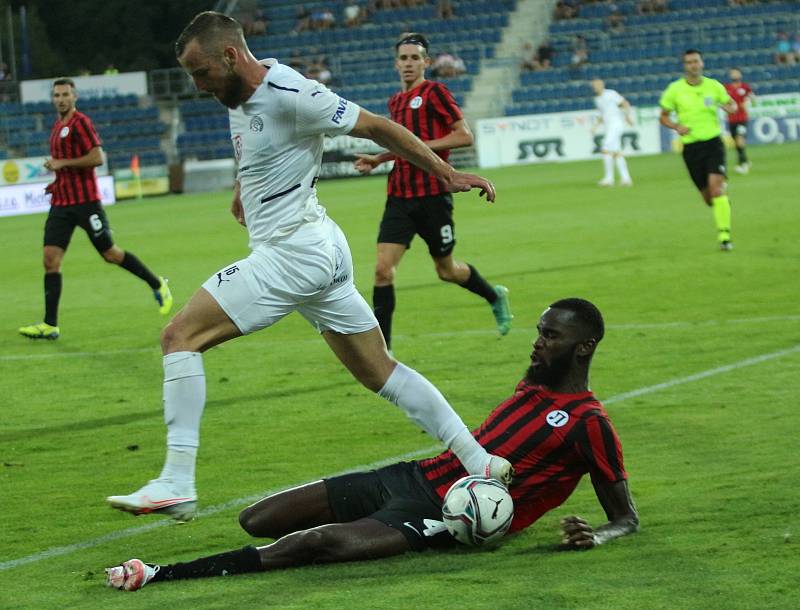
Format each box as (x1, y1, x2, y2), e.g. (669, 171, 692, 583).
(373, 284, 395, 349)
(711, 195, 732, 242)
(120, 251, 161, 290)
(460, 264, 497, 304)
(153, 546, 263, 582)
(44, 272, 62, 326)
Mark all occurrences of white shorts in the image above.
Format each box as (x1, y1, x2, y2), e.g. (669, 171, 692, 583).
(602, 123, 624, 153)
(202, 215, 378, 335)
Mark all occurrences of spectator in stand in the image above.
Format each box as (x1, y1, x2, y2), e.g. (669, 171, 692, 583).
(310, 8, 336, 30)
(570, 35, 589, 70)
(344, 2, 364, 27)
(793, 34, 800, 63)
(307, 55, 333, 86)
(607, 7, 625, 34)
(638, 0, 668, 15)
(437, 0, 454, 19)
(0, 61, 10, 80)
(554, 0, 579, 21)
(288, 50, 306, 73)
(534, 40, 555, 71)
(431, 51, 466, 78)
(775, 32, 795, 65)
(294, 5, 311, 32)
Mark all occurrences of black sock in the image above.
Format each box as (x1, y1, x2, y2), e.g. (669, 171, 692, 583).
(737, 146, 748, 164)
(461, 264, 497, 304)
(152, 545, 263, 582)
(44, 272, 62, 326)
(119, 251, 161, 290)
(373, 285, 395, 349)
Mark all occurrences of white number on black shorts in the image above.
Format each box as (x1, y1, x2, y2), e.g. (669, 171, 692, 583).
(440, 225, 454, 245)
(89, 213, 104, 232)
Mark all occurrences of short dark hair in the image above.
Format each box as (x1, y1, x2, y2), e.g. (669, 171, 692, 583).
(395, 32, 429, 55)
(683, 48, 703, 58)
(549, 298, 605, 342)
(175, 11, 244, 58)
(52, 77, 76, 90)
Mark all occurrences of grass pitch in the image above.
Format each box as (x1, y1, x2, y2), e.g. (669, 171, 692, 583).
(1, 143, 799, 609)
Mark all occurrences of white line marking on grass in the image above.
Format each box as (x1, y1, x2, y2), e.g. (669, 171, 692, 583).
(2, 315, 799, 362)
(2, 342, 799, 572)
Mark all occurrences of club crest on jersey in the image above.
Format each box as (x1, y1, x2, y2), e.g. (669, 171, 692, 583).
(249, 116, 264, 132)
(59, 126, 70, 138)
(704, 97, 713, 107)
(546, 410, 569, 428)
(409, 95, 423, 109)
(233, 135, 243, 162)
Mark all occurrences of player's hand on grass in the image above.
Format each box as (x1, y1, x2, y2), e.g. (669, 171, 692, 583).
(353, 153, 381, 175)
(446, 171, 496, 203)
(231, 193, 246, 227)
(560, 516, 598, 550)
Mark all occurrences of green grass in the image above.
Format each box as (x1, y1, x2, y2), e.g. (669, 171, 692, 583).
(1, 144, 799, 609)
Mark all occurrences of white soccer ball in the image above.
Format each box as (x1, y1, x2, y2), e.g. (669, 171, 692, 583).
(442, 475, 514, 546)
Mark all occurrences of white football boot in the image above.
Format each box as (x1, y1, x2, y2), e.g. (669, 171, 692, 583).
(106, 559, 159, 591)
(107, 479, 197, 522)
(485, 455, 514, 488)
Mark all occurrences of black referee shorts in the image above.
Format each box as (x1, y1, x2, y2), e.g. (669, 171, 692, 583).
(43, 201, 114, 253)
(377, 193, 456, 258)
(324, 461, 455, 552)
(681, 136, 727, 191)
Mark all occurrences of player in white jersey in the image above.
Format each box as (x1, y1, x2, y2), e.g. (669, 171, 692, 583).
(591, 79, 634, 187)
(107, 11, 511, 521)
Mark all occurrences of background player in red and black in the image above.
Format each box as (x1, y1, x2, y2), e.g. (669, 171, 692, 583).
(106, 298, 639, 591)
(353, 33, 512, 350)
(724, 68, 754, 174)
(18, 77, 172, 340)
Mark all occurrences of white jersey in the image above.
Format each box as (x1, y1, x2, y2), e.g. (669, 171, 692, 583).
(229, 60, 360, 248)
(594, 89, 626, 127)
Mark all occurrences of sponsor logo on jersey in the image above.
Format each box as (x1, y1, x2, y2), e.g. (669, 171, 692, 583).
(59, 126, 70, 138)
(331, 97, 348, 124)
(249, 116, 264, 132)
(409, 95, 423, 109)
(546, 409, 569, 428)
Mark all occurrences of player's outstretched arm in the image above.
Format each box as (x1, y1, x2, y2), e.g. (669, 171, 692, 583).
(560, 478, 639, 550)
(349, 109, 495, 202)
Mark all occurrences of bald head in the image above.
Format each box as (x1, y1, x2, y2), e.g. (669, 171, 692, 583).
(175, 11, 246, 59)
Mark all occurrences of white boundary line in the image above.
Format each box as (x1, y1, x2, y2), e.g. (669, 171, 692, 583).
(1, 342, 799, 572)
(3, 314, 799, 362)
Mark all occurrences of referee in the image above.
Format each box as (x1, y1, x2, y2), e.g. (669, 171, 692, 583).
(18, 78, 172, 340)
(659, 49, 737, 251)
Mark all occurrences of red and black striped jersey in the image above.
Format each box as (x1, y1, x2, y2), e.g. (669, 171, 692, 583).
(48, 110, 102, 206)
(386, 80, 462, 198)
(418, 380, 627, 533)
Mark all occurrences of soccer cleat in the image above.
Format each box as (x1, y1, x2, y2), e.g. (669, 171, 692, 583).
(153, 277, 173, 315)
(106, 559, 159, 591)
(620, 179, 633, 187)
(107, 479, 197, 522)
(597, 178, 614, 187)
(18, 322, 60, 340)
(485, 455, 514, 488)
(720, 240, 734, 252)
(491, 285, 513, 336)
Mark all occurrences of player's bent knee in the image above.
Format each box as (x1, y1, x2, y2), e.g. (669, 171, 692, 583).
(374, 265, 395, 285)
(160, 319, 186, 353)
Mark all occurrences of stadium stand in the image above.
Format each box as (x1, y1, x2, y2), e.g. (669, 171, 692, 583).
(175, 0, 516, 161)
(0, 95, 167, 169)
(506, 0, 800, 116)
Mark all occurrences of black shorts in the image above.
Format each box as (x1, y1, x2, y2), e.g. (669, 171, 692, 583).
(324, 461, 455, 552)
(44, 201, 114, 252)
(728, 121, 748, 138)
(681, 136, 727, 191)
(377, 193, 455, 258)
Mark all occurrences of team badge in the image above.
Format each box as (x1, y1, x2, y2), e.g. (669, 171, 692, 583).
(59, 126, 70, 138)
(233, 135, 242, 161)
(409, 95, 423, 109)
(545, 410, 569, 428)
(249, 116, 264, 132)
(704, 97, 713, 107)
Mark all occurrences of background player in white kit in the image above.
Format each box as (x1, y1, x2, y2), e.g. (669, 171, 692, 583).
(591, 79, 634, 187)
(106, 11, 511, 521)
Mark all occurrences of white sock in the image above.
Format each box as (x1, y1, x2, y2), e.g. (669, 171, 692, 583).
(603, 154, 614, 181)
(159, 351, 205, 486)
(378, 363, 489, 474)
(615, 155, 631, 182)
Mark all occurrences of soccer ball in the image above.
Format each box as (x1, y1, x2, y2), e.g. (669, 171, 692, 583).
(442, 475, 514, 546)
